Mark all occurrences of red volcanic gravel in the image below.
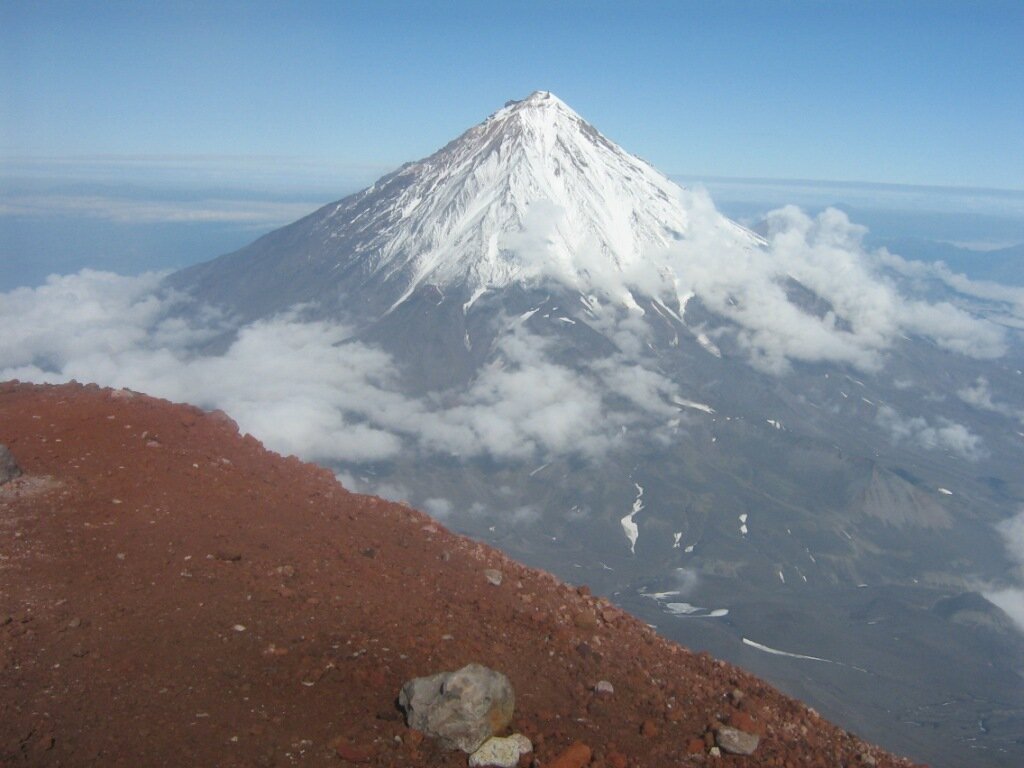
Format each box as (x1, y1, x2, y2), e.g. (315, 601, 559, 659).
(0, 382, 923, 767)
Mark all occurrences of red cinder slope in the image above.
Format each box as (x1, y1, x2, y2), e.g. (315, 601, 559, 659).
(0, 382, 922, 767)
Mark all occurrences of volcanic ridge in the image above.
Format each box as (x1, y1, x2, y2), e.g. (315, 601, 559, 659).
(1, 381, 920, 767)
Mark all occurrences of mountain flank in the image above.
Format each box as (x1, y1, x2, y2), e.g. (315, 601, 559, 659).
(0, 381, 919, 767)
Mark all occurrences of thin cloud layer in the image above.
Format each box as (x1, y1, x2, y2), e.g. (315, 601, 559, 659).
(0, 192, 319, 225)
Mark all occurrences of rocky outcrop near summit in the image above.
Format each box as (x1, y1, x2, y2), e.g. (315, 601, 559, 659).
(0, 381, 921, 767)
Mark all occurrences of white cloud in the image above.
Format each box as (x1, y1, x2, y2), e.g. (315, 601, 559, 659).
(984, 588, 1024, 634)
(673, 566, 700, 595)
(509, 505, 541, 525)
(877, 249, 1024, 319)
(984, 510, 1024, 634)
(996, 509, 1024, 569)
(875, 405, 987, 461)
(0, 270, 678, 467)
(422, 498, 454, 519)
(957, 377, 1024, 424)
(655, 201, 1010, 373)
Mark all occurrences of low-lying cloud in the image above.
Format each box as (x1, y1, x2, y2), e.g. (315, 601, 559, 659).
(985, 509, 1024, 634)
(654, 200, 1011, 374)
(1, 195, 1017, 473)
(0, 271, 677, 466)
(875, 404, 986, 462)
(957, 376, 1024, 425)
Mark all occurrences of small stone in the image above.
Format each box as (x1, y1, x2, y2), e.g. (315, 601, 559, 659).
(547, 741, 592, 768)
(859, 753, 877, 766)
(607, 750, 628, 768)
(484, 569, 503, 586)
(67, 617, 81, 629)
(715, 726, 759, 756)
(468, 734, 533, 767)
(709, 746, 722, 757)
(640, 719, 659, 737)
(594, 680, 614, 695)
(232, 624, 246, 632)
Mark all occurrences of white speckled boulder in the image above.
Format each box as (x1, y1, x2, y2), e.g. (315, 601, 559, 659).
(398, 663, 515, 753)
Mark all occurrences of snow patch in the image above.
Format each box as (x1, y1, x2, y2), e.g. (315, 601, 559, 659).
(642, 592, 728, 618)
(672, 397, 715, 414)
(620, 482, 644, 554)
(743, 638, 832, 663)
(695, 332, 721, 358)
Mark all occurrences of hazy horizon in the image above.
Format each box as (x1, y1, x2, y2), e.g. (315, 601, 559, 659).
(3, 156, 1022, 291)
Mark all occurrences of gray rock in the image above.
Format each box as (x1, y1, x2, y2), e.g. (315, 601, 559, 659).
(484, 569, 503, 586)
(468, 734, 532, 767)
(0, 445, 21, 486)
(594, 680, 614, 695)
(716, 726, 760, 755)
(398, 663, 514, 753)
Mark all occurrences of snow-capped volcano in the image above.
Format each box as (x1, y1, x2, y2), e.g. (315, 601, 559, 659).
(174, 91, 756, 318)
(322, 90, 702, 305)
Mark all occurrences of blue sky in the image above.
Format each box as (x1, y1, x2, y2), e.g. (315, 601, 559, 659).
(2, 0, 1022, 190)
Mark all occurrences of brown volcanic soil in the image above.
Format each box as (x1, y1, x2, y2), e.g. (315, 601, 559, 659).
(0, 382, 921, 768)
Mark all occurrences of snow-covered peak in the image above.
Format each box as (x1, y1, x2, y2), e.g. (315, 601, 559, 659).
(318, 91, 752, 307)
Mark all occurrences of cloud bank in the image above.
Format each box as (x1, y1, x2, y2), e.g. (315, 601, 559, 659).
(0, 271, 678, 465)
(1, 196, 1017, 471)
(654, 200, 1011, 374)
